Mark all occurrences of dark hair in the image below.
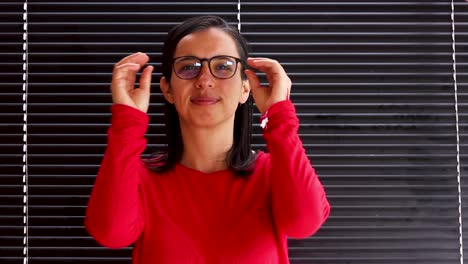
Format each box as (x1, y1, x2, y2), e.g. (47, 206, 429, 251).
(143, 15, 256, 176)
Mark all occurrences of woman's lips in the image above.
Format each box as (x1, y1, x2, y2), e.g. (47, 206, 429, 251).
(190, 96, 220, 105)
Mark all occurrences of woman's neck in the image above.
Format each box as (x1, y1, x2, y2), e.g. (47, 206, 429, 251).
(179, 120, 234, 174)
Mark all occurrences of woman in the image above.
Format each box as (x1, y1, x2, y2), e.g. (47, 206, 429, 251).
(85, 15, 330, 264)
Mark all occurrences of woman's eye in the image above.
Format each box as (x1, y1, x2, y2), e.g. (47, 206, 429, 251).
(216, 63, 232, 71)
(182, 65, 197, 71)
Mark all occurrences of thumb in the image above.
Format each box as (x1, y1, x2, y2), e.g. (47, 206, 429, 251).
(245, 69, 260, 90)
(139, 65, 153, 94)
(245, 69, 268, 114)
(134, 65, 153, 113)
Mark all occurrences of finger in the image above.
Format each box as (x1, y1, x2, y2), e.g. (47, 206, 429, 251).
(114, 62, 140, 81)
(244, 69, 262, 90)
(247, 58, 286, 76)
(247, 57, 271, 61)
(112, 63, 140, 93)
(139, 65, 154, 93)
(249, 58, 291, 103)
(114, 52, 142, 68)
(115, 62, 141, 70)
(115, 52, 148, 66)
(116, 54, 151, 88)
(247, 59, 286, 85)
(249, 58, 290, 81)
(115, 52, 150, 68)
(117, 52, 141, 63)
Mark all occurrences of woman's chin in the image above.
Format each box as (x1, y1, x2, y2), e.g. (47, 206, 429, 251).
(184, 113, 231, 129)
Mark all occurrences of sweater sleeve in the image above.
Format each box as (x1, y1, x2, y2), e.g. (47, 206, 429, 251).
(85, 104, 148, 248)
(263, 100, 330, 239)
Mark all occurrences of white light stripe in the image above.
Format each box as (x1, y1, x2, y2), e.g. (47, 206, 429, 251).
(237, 0, 241, 32)
(22, 1, 29, 264)
(450, 1, 463, 263)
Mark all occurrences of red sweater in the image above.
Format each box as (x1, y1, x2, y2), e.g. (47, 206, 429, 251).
(85, 100, 330, 264)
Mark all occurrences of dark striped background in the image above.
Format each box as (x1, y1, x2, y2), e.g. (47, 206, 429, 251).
(1, 1, 467, 263)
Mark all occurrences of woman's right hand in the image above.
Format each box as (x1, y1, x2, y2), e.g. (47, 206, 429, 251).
(111, 52, 154, 113)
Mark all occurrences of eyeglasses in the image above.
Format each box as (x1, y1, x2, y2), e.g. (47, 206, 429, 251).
(172, 55, 245, 80)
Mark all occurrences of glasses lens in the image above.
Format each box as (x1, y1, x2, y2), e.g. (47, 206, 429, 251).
(211, 57, 237, 79)
(174, 57, 201, 79)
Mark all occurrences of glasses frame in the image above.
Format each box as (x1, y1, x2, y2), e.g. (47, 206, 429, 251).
(171, 55, 247, 80)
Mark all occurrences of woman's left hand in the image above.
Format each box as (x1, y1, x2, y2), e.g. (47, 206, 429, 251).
(244, 57, 291, 115)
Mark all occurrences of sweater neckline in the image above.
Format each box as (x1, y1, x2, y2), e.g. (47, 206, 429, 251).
(175, 162, 232, 176)
(174, 151, 265, 176)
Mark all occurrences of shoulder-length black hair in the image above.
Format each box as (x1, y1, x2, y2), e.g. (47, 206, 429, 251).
(143, 15, 256, 176)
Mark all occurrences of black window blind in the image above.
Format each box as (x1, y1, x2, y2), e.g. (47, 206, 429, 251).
(243, 1, 461, 263)
(1, 0, 28, 263)
(1, 1, 466, 263)
(457, 1, 468, 263)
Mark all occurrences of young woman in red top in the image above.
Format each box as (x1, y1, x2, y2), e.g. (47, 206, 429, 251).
(85, 15, 330, 263)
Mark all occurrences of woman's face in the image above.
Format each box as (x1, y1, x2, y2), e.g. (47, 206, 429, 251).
(160, 27, 250, 129)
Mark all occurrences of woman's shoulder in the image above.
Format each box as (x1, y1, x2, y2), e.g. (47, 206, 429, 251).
(252, 150, 271, 173)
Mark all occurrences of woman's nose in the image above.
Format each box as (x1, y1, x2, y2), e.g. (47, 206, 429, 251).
(195, 62, 214, 88)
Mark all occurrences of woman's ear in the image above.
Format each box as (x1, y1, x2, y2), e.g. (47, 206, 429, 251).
(160, 76, 174, 104)
(239, 79, 251, 104)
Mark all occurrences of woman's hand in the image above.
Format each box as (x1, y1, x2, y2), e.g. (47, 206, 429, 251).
(244, 57, 291, 115)
(111, 52, 154, 113)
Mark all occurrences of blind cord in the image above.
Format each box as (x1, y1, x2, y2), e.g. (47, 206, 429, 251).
(450, 0, 463, 263)
(22, 1, 29, 264)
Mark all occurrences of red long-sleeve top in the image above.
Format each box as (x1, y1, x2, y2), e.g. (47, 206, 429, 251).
(85, 100, 330, 264)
